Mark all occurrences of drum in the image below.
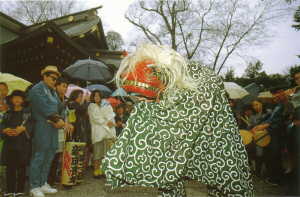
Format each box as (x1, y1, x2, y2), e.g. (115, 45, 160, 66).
(239, 130, 253, 145)
(76, 143, 86, 184)
(61, 142, 86, 186)
(253, 130, 271, 147)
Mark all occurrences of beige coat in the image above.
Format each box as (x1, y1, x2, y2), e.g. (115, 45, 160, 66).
(88, 103, 116, 144)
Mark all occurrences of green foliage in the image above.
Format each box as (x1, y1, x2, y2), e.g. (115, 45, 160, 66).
(224, 67, 235, 81)
(231, 73, 289, 91)
(288, 65, 300, 86)
(292, 6, 300, 57)
(286, 0, 297, 3)
(289, 65, 300, 77)
(244, 60, 263, 79)
(292, 6, 300, 30)
(224, 61, 292, 91)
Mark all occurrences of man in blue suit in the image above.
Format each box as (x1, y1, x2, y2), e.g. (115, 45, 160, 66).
(28, 66, 65, 197)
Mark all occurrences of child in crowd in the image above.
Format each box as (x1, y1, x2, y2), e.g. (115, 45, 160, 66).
(115, 104, 126, 137)
(67, 89, 89, 142)
(48, 78, 73, 186)
(0, 90, 32, 197)
(66, 89, 89, 183)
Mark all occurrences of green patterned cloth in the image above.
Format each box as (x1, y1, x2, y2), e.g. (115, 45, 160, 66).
(102, 64, 254, 197)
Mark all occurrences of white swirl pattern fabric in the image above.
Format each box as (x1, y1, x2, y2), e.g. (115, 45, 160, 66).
(102, 64, 254, 197)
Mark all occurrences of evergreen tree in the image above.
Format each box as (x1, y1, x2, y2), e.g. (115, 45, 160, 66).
(244, 61, 263, 79)
(224, 67, 235, 81)
(292, 6, 300, 30)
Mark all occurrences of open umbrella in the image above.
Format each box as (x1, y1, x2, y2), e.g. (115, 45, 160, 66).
(224, 82, 249, 99)
(111, 88, 128, 97)
(0, 73, 32, 94)
(241, 83, 262, 104)
(63, 59, 113, 82)
(66, 84, 91, 98)
(86, 84, 112, 98)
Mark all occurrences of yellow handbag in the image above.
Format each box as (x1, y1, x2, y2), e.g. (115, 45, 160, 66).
(67, 109, 76, 123)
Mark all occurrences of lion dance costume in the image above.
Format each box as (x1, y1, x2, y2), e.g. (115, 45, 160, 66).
(102, 44, 254, 197)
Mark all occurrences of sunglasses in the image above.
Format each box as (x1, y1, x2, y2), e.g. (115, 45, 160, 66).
(49, 75, 58, 81)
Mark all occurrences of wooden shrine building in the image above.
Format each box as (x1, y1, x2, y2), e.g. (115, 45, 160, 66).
(0, 6, 124, 83)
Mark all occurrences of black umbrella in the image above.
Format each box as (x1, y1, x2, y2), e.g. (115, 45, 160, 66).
(64, 59, 113, 82)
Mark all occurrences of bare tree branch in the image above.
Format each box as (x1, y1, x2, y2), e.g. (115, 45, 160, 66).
(188, 0, 214, 59)
(213, 0, 238, 71)
(178, 20, 190, 57)
(139, 1, 160, 14)
(217, 9, 265, 74)
(0, 0, 82, 25)
(125, 14, 162, 45)
(126, 0, 290, 73)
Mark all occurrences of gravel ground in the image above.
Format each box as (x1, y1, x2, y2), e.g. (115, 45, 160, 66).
(48, 172, 283, 197)
(0, 169, 284, 197)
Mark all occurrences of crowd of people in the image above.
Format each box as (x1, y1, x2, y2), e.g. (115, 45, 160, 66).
(229, 68, 300, 196)
(0, 66, 133, 197)
(0, 44, 299, 197)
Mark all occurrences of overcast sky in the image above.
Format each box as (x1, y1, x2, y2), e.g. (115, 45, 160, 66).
(86, 0, 300, 76)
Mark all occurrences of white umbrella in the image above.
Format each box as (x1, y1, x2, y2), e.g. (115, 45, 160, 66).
(224, 82, 249, 99)
(0, 72, 32, 94)
(65, 84, 91, 98)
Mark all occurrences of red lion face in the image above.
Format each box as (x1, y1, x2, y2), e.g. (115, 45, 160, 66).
(121, 60, 164, 98)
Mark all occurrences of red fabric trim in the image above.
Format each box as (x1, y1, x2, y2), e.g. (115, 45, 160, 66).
(123, 85, 157, 98)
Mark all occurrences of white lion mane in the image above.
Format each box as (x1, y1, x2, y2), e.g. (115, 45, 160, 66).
(115, 44, 199, 104)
